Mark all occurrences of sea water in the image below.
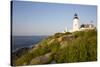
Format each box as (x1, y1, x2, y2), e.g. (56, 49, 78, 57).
(12, 36, 47, 52)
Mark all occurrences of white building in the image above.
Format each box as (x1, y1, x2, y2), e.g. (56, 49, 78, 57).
(72, 13, 95, 32)
(72, 13, 79, 32)
(62, 13, 95, 33)
(62, 27, 68, 33)
(79, 24, 95, 31)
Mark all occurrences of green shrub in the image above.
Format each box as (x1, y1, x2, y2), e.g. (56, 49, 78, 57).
(15, 52, 33, 65)
(64, 32, 71, 35)
(55, 30, 97, 63)
(14, 29, 97, 65)
(54, 48, 66, 63)
(49, 39, 60, 53)
(54, 33, 63, 38)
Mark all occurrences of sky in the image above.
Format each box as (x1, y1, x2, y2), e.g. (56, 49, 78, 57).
(12, 1, 97, 36)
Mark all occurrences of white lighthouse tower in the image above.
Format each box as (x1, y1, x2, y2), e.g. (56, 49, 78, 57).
(72, 13, 79, 32)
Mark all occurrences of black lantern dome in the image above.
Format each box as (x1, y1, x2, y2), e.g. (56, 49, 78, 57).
(74, 13, 79, 19)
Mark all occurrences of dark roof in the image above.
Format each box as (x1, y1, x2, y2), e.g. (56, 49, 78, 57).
(73, 13, 79, 19)
(80, 24, 94, 28)
(74, 13, 77, 16)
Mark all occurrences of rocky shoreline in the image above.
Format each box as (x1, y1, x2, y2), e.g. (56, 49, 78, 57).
(12, 30, 97, 66)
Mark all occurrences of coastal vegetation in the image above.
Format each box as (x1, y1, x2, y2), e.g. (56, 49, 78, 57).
(12, 29, 97, 66)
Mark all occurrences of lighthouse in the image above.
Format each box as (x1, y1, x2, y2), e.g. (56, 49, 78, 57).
(72, 13, 79, 32)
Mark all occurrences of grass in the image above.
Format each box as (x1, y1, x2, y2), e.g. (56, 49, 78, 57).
(13, 29, 97, 65)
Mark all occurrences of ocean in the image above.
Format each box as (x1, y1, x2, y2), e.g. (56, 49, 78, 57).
(12, 36, 47, 52)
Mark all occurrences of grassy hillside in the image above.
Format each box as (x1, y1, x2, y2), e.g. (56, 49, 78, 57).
(12, 29, 97, 66)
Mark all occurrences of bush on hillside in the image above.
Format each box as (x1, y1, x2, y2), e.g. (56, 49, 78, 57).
(14, 29, 97, 65)
(54, 30, 97, 63)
